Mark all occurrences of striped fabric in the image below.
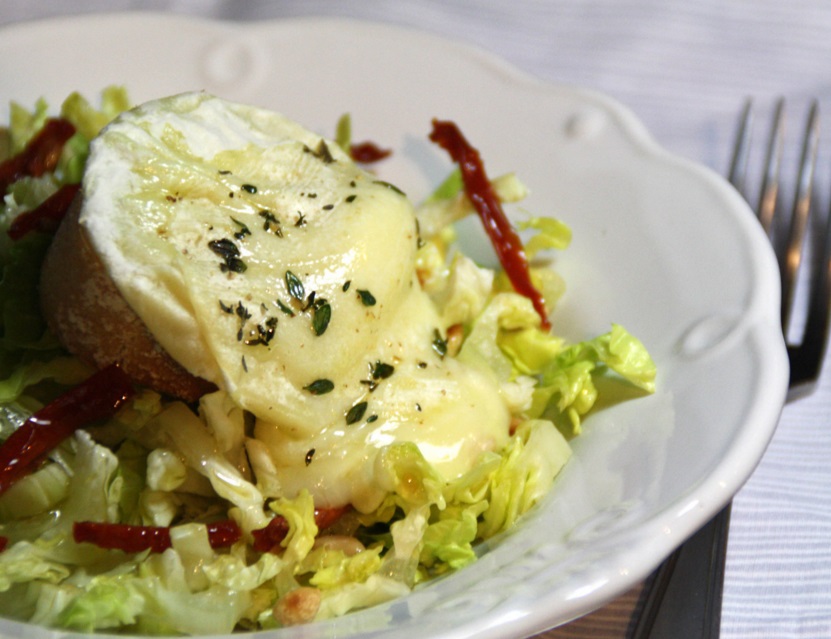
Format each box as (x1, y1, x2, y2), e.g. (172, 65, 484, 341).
(2, 2, 830, 637)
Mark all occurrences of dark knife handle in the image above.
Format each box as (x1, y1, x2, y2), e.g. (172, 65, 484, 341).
(631, 503, 731, 639)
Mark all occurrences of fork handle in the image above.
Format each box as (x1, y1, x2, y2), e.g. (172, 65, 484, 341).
(632, 503, 731, 638)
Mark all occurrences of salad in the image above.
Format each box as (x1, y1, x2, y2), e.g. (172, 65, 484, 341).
(0, 88, 655, 634)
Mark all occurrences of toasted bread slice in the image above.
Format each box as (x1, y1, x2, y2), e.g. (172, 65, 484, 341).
(39, 194, 215, 402)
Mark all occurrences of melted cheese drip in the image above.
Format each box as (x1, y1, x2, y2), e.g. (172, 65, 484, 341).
(81, 92, 510, 510)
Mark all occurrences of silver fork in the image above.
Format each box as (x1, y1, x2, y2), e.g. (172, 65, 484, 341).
(631, 98, 831, 639)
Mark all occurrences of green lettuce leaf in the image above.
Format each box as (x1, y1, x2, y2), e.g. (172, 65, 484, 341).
(415, 172, 528, 239)
(517, 216, 572, 258)
(420, 501, 484, 570)
(60, 86, 130, 142)
(0, 356, 91, 404)
(0, 538, 70, 593)
(144, 400, 269, 533)
(0, 233, 62, 373)
(519, 324, 657, 437)
(334, 113, 352, 152)
(54, 555, 250, 635)
(316, 574, 410, 620)
(268, 490, 317, 565)
(478, 419, 571, 539)
(8, 98, 50, 154)
(58, 86, 131, 184)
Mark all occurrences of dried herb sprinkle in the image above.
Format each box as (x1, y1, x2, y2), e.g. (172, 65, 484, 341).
(259, 210, 282, 236)
(304, 379, 335, 395)
(432, 329, 448, 359)
(371, 361, 395, 380)
(346, 401, 368, 425)
(357, 289, 376, 306)
(231, 218, 251, 240)
(276, 299, 295, 317)
(285, 271, 305, 301)
(208, 238, 247, 273)
(312, 300, 332, 336)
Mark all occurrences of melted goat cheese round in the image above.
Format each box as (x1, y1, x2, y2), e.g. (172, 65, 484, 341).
(81, 92, 510, 509)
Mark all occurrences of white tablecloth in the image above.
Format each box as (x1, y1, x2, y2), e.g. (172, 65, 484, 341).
(3, 1, 830, 637)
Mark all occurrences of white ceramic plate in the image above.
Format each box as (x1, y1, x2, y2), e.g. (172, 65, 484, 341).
(0, 12, 788, 639)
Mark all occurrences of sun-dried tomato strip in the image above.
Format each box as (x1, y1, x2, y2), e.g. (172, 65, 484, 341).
(0, 363, 135, 497)
(350, 141, 392, 164)
(0, 536, 7, 552)
(205, 519, 243, 548)
(73, 519, 241, 554)
(74, 521, 171, 553)
(8, 182, 80, 240)
(252, 506, 350, 553)
(0, 118, 76, 194)
(429, 119, 550, 330)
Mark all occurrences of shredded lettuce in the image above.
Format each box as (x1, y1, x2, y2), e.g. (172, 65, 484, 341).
(0, 88, 131, 387)
(521, 324, 657, 437)
(335, 113, 352, 152)
(0, 89, 657, 634)
(518, 216, 572, 258)
(0, 233, 61, 373)
(0, 356, 91, 404)
(415, 172, 528, 239)
(7, 98, 50, 154)
(60, 86, 130, 143)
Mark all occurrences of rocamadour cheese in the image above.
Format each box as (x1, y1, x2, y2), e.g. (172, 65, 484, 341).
(80, 92, 510, 511)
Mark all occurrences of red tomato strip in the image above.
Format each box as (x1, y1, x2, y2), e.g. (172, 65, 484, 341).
(0, 363, 135, 496)
(0, 118, 76, 194)
(252, 506, 350, 553)
(8, 183, 80, 240)
(74, 521, 171, 553)
(429, 119, 551, 330)
(350, 141, 392, 164)
(73, 519, 241, 553)
(0, 536, 7, 552)
(205, 519, 243, 548)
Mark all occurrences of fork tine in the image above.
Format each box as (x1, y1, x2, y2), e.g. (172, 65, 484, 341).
(727, 98, 753, 192)
(757, 98, 786, 235)
(788, 146, 831, 397)
(781, 100, 820, 334)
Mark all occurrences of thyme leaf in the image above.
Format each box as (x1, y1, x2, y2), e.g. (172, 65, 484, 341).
(259, 210, 282, 236)
(357, 289, 376, 306)
(231, 218, 251, 240)
(432, 329, 448, 359)
(346, 401, 368, 425)
(305, 140, 335, 164)
(276, 299, 295, 317)
(285, 270, 305, 301)
(371, 361, 395, 380)
(208, 238, 247, 273)
(312, 300, 332, 336)
(304, 379, 335, 395)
